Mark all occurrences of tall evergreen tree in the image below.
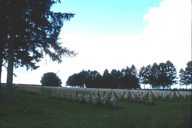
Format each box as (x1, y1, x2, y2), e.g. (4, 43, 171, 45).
(139, 65, 152, 89)
(120, 65, 140, 89)
(179, 60, 192, 88)
(0, 0, 74, 89)
(150, 63, 159, 88)
(111, 69, 121, 88)
(102, 69, 113, 88)
(139, 61, 177, 89)
(157, 61, 177, 89)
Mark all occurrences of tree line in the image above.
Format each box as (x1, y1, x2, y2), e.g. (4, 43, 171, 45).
(66, 60, 192, 89)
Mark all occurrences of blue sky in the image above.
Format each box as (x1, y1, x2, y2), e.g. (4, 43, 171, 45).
(53, 0, 160, 36)
(1, 0, 191, 88)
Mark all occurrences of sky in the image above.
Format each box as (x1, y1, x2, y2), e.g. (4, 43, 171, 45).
(1, 0, 191, 87)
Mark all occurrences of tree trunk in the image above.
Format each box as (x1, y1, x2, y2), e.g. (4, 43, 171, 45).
(6, 39, 14, 91)
(0, 44, 3, 94)
(0, 52, 2, 94)
(0, 59, 2, 84)
(0, 32, 6, 92)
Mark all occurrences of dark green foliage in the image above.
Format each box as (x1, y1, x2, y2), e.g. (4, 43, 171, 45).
(67, 60, 183, 89)
(120, 65, 140, 89)
(102, 69, 118, 88)
(139, 65, 152, 89)
(66, 72, 85, 88)
(66, 70, 102, 88)
(179, 60, 192, 87)
(1, 0, 74, 69)
(41, 72, 62, 87)
(0, 0, 74, 87)
(66, 66, 140, 89)
(139, 61, 177, 89)
(153, 61, 177, 89)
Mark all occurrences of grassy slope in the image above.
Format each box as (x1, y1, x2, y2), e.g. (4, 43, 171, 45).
(0, 90, 191, 128)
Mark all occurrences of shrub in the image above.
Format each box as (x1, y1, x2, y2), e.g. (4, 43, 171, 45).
(41, 72, 62, 87)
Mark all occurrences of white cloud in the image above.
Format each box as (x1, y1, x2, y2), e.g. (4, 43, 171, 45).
(141, 0, 191, 67)
(61, 0, 191, 69)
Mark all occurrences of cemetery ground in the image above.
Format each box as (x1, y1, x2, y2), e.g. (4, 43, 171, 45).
(0, 89, 191, 128)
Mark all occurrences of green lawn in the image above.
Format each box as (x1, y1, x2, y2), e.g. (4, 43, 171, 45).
(0, 90, 191, 128)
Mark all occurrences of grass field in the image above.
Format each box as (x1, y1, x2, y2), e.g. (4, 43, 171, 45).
(0, 90, 191, 128)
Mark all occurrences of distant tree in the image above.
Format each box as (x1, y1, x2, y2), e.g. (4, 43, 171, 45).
(66, 73, 80, 87)
(179, 60, 192, 88)
(139, 61, 177, 89)
(179, 69, 186, 88)
(150, 63, 159, 88)
(157, 61, 177, 89)
(66, 70, 87, 87)
(85, 70, 102, 88)
(102, 69, 113, 88)
(120, 65, 140, 89)
(66, 70, 102, 88)
(41, 72, 62, 87)
(111, 69, 121, 88)
(139, 65, 152, 89)
(129, 65, 140, 89)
